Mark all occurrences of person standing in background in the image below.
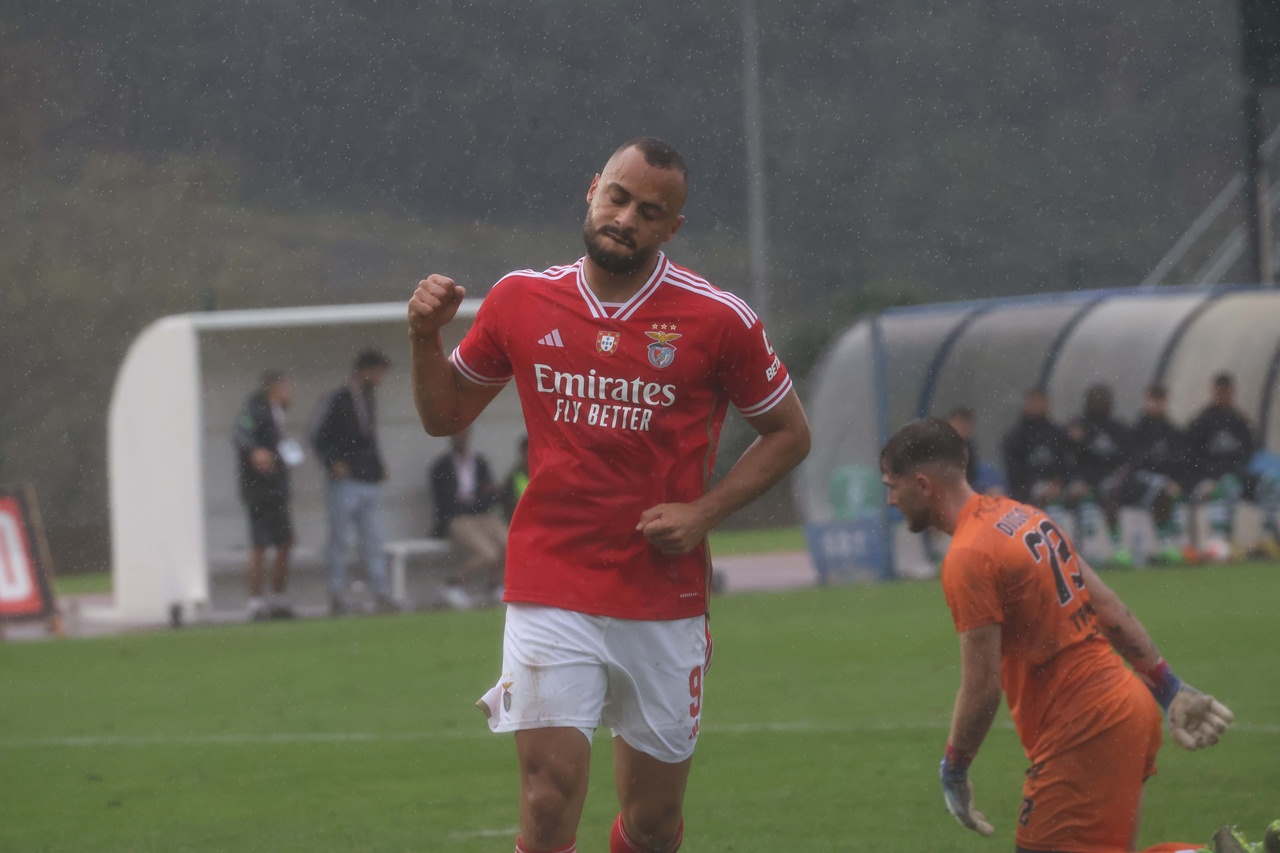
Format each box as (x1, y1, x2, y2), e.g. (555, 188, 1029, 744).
(233, 370, 300, 620)
(429, 428, 506, 609)
(312, 348, 396, 615)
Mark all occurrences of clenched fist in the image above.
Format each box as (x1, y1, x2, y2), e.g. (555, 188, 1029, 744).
(409, 274, 466, 339)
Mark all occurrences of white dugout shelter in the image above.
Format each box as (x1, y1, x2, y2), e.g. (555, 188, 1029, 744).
(798, 286, 1280, 582)
(105, 301, 523, 622)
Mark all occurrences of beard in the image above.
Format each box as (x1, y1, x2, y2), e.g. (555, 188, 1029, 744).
(905, 510, 931, 533)
(582, 217, 651, 275)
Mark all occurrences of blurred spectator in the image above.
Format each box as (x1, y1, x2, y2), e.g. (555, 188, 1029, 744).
(1184, 372, 1256, 554)
(1120, 384, 1188, 561)
(429, 428, 506, 609)
(233, 370, 300, 620)
(312, 348, 395, 615)
(1185, 373, 1255, 490)
(1066, 384, 1131, 560)
(1002, 388, 1073, 505)
(501, 434, 530, 521)
(946, 406, 1004, 494)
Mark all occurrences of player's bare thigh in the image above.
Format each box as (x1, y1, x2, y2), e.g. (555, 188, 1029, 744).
(515, 727, 592, 849)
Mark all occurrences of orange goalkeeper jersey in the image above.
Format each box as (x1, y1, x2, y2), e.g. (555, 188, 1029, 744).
(941, 494, 1147, 762)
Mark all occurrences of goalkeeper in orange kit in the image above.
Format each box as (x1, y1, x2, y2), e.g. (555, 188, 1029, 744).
(879, 418, 1237, 853)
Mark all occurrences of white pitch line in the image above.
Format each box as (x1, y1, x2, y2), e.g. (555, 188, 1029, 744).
(447, 826, 520, 841)
(448, 827, 521, 841)
(1, 721, 1275, 750)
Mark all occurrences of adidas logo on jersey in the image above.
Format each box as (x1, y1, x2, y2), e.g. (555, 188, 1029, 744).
(538, 329, 565, 348)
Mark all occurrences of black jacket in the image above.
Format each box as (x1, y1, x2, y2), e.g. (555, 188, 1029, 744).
(233, 390, 288, 501)
(429, 452, 498, 537)
(1130, 413, 1185, 481)
(1070, 415, 1131, 487)
(1184, 404, 1253, 483)
(312, 384, 386, 483)
(1002, 415, 1073, 503)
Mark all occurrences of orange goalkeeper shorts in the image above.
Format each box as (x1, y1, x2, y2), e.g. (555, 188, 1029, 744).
(1015, 679, 1164, 853)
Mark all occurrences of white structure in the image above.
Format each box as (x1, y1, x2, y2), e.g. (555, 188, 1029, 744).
(104, 301, 524, 622)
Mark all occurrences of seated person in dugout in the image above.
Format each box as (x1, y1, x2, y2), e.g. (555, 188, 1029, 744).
(429, 427, 506, 609)
(1120, 384, 1189, 563)
(947, 406, 1004, 495)
(1184, 372, 1257, 558)
(1002, 388, 1075, 508)
(1066, 384, 1133, 562)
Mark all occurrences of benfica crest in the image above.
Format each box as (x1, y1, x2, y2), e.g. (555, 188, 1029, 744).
(596, 330, 621, 356)
(645, 327, 682, 369)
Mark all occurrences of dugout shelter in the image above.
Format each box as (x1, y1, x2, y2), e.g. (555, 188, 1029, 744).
(798, 286, 1280, 582)
(103, 301, 523, 623)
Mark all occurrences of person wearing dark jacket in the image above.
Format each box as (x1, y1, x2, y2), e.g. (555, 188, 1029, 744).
(1121, 385, 1187, 560)
(312, 348, 394, 614)
(1066, 384, 1132, 557)
(233, 370, 298, 620)
(1184, 372, 1256, 555)
(1002, 388, 1074, 505)
(428, 428, 506, 609)
(1185, 373, 1255, 489)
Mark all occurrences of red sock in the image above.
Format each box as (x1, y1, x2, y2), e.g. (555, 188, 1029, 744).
(610, 814, 684, 852)
(514, 838, 576, 853)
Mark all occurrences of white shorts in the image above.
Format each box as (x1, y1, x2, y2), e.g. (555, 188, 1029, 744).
(476, 603, 710, 764)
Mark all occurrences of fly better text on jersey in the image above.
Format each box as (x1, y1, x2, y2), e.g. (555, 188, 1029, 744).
(535, 363, 677, 433)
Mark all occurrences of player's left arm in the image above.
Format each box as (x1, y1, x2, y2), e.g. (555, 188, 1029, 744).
(1081, 559, 1235, 749)
(637, 391, 810, 555)
(939, 623, 1000, 836)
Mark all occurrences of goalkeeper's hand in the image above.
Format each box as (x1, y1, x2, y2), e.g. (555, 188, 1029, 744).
(1139, 659, 1235, 750)
(1168, 684, 1234, 750)
(939, 749, 995, 836)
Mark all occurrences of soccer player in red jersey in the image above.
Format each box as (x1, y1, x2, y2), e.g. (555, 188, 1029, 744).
(880, 418, 1234, 853)
(407, 138, 810, 853)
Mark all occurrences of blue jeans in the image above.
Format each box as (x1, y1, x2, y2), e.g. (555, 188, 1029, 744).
(325, 479, 389, 598)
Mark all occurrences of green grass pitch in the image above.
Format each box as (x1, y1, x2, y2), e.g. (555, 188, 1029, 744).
(3, 562, 1276, 851)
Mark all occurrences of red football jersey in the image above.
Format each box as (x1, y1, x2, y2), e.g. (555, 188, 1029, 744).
(450, 253, 792, 620)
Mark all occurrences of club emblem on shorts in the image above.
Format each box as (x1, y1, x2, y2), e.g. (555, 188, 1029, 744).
(645, 325, 682, 369)
(596, 330, 621, 356)
(501, 681, 514, 712)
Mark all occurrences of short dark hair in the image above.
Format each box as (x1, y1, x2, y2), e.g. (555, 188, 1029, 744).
(614, 137, 688, 181)
(880, 418, 970, 476)
(354, 348, 391, 371)
(1146, 384, 1168, 400)
(1213, 371, 1235, 389)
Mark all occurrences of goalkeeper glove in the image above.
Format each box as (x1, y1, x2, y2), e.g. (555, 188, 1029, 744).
(1139, 659, 1235, 750)
(939, 745, 995, 836)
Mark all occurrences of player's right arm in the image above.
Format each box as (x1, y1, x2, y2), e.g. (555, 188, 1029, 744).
(408, 274, 505, 436)
(1081, 560, 1234, 749)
